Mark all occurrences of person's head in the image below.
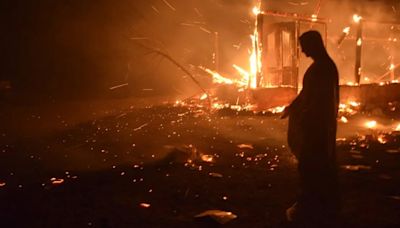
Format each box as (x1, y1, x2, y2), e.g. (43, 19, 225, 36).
(299, 30, 326, 59)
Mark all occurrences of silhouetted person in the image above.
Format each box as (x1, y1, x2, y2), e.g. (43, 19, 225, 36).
(281, 30, 339, 227)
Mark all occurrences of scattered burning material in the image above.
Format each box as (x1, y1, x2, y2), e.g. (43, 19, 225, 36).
(208, 172, 223, 178)
(340, 116, 349, 123)
(237, 144, 254, 149)
(201, 154, 215, 163)
(195, 210, 237, 225)
(341, 164, 371, 171)
(339, 100, 361, 116)
(50, 178, 64, 185)
(139, 203, 151, 208)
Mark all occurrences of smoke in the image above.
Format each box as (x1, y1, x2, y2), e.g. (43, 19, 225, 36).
(127, 0, 256, 97)
(2, 0, 398, 99)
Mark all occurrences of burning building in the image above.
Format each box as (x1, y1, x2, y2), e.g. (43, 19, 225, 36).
(199, 0, 400, 111)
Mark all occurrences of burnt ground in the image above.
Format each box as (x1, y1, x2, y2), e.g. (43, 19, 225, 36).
(1, 97, 400, 228)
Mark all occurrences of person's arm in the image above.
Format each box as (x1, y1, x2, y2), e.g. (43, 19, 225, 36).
(281, 90, 304, 119)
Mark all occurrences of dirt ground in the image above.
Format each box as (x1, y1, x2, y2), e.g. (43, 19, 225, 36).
(1, 97, 400, 227)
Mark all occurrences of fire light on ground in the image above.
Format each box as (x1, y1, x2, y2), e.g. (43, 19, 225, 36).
(200, 93, 208, 100)
(268, 106, 285, 114)
(365, 120, 377, 129)
(339, 100, 361, 115)
(340, 116, 349, 123)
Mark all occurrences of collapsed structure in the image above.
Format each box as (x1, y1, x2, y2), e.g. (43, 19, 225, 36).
(200, 1, 400, 111)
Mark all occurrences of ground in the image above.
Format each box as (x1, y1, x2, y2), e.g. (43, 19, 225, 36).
(0, 97, 400, 227)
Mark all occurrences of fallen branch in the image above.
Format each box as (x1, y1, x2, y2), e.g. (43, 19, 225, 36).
(132, 40, 211, 109)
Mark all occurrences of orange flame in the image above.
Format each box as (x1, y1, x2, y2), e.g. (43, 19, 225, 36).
(365, 120, 377, 129)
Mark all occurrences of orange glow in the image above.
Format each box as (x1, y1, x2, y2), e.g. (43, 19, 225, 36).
(353, 14, 362, 23)
(201, 154, 214, 163)
(365, 120, 377, 129)
(200, 3, 263, 90)
(200, 67, 233, 84)
(377, 135, 387, 144)
(140, 203, 151, 208)
(252, 6, 261, 15)
(346, 82, 358, 86)
(311, 14, 317, 22)
(348, 101, 360, 107)
(200, 93, 208, 100)
(343, 27, 350, 34)
(339, 101, 361, 116)
(395, 124, 400, 131)
(50, 178, 64, 185)
(340, 116, 348, 123)
(268, 106, 286, 114)
(357, 38, 362, 46)
(237, 144, 254, 149)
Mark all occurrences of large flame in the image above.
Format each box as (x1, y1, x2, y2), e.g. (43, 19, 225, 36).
(202, 3, 263, 90)
(232, 3, 263, 89)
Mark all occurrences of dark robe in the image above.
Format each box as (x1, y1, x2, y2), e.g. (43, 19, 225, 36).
(287, 54, 340, 226)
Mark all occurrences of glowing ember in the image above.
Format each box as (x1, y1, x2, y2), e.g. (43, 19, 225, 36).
(201, 154, 214, 163)
(349, 101, 360, 107)
(353, 14, 362, 23)
(237, 144, 254, 149)
(140, 203, 151, 208)
(377, 135, 388, 144)
(357, 38, 362, 46)
(343, 27, 350, 35)
(252, 6, 261, 15)
(365, 120, 377, 129)
(0, 182, 5, 187)
(50, 178, 64, 185)
(175, 100, 184, 106)
(339, 101, 361, 115)
(268, 106, 286, 114)
(311, 14, 318, 22)
(395, 124, 400, 131)
(346, 82, 358, 86)
(200, 93, 208, 100)
(390, 63, 395, 71)
(212, 103, 227, 109)
(340, 116, 348, 123)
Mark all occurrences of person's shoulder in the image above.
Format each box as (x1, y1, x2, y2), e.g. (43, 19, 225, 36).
(323, 57, 338, 72)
